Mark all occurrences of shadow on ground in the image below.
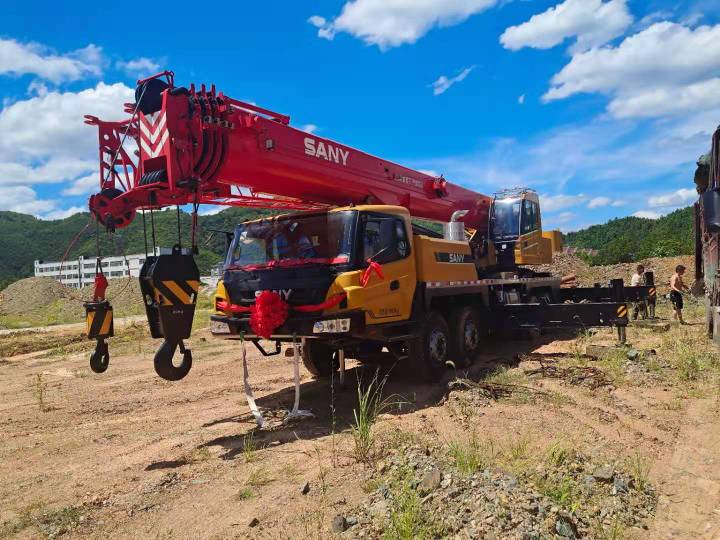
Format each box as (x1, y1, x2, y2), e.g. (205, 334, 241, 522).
(198, 329, 580, 460)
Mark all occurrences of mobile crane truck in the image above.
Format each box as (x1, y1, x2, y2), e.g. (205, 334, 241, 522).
(84, 71, 652, 382)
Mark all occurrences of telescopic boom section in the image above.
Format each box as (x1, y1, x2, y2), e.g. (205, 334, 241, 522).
(86, 72, 491, 230)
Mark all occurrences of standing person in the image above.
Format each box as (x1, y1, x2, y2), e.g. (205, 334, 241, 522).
(670, 265, 690, 324)
(631, 264, 648, 320)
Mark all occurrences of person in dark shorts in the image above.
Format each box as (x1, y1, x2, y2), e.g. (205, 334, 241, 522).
(670, 265, 689, 324)
(631, 264, 648, 320)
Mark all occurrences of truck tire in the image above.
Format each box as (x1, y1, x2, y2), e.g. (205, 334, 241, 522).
(301, 340, 339, 378)
(412, 311, 450, 382)
(449, 306, 482, 367)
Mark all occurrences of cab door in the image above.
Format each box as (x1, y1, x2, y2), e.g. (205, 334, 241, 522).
(515, 199, 544, 265)
(355, 213, 416, 324)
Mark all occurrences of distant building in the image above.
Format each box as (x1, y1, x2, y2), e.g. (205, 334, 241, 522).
(34, 253, 148, 289)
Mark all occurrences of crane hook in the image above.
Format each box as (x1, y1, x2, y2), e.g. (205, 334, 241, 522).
(153, 339, 193, 381)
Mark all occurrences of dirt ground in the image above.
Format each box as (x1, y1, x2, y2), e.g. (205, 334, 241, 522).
(1, 301, 719, 539)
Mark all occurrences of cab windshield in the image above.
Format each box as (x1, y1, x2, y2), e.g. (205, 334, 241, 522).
(225, 211, 356, 270)
(491, 198, 521, 240)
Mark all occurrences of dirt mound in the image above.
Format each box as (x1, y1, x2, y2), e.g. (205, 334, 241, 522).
(0, 277, 144, 329)
(534, 254, 694, 293)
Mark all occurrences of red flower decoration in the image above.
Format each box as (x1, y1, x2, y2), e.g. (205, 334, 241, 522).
(249, 291, 289, 339)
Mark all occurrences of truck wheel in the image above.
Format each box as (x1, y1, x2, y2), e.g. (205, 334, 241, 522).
(301, 340, 339, 378)
(413, 311, 450, 382)
(449, 306, 482, 367)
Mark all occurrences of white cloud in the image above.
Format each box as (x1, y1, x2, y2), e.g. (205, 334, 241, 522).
(62, 173, 98, 196)
(544, 22, 720, 121)
(431, 66, 475, 96)
(42, 206, 86, 220)
(518, 94, 525, 105)
(587, 196, 611, 208)
(409, 115, 707, 219)
(300, 124, 318, 134)
(0, 82, 134, 216)
(540, 193, 586, 212)
(648, 188, 697, 208)
(0, 39, 102, 83)
(0, 81, 133, 161)
(608, 78, 720, 119)
(116, 57, 160, 77)
(0, 158, 96, 185)
(310, 0, 498, 49)
(501, 0, 632, 53)
(633, 210, 663, 219)
(0, 186, 57, 215)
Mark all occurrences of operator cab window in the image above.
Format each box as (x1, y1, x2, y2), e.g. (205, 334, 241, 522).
(361, 214, 410, 264)
(521, 200, 540, 234)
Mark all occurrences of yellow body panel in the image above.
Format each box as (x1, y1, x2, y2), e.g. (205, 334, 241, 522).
(542, 230, 563, 253)
(514, 230, 551, 265)
(413, 236, 477, 282)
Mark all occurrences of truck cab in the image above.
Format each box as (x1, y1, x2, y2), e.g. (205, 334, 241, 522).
(490, 189, 561, 268)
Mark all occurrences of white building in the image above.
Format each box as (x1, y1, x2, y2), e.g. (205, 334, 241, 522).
(34, 253, 148, 289)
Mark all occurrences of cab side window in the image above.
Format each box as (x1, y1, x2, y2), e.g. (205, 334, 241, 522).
(521, 200, 540, 234)
(361, 215, 411, 263)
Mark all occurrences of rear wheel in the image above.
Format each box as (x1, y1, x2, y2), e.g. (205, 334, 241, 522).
(301, 339, 339, 378)
(449, 306, 482, 368)
(411, 311, 450, 382)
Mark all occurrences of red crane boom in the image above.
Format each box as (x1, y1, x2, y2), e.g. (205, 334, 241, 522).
(86, 72, 491, 230)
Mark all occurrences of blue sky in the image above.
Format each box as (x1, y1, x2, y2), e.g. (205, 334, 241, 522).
(1, 0, 719, 230)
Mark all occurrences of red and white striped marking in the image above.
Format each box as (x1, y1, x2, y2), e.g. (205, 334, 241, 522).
(425, 276, 559, 288)
(139, 112, 168, 159)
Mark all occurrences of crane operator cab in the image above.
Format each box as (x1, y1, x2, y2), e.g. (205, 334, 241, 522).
(490, 188, 561, 269)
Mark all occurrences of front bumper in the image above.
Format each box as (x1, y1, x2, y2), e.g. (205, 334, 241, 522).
(210, 309, 367, 340)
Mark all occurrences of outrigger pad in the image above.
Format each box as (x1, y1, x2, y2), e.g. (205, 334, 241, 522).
(85, 301, 114, 339)
(139, 245, 200, 342)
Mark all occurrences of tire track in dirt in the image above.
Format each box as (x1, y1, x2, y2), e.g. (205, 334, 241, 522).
(650, 397, 720, 539)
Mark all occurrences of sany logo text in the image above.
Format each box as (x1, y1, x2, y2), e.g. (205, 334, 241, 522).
(304, 137, 349, 166)
(256, 289, 292, 300)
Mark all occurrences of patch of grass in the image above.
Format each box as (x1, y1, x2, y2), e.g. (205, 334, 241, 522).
(351, 372, 398, 463)
(627, 452, 650, 492)
(594, 349, 627, 385)
(35, 506, 83, 537)
(483, 366, 527, 386)
(189, 447, 211, 463)
(32, 373, 50, 412)
(448, 435, 497, 476)
(246, 467, 274, 487)
(363, 478, 383, 494)
(595, 515, 626, 540)
(383, 467, 441, 540)
(536, 474, 582, 513)
(235, 487, 255, 500)
(504, 435, 532, 473)
(242, 431, 259, 463)
(545, 440, 572, 468)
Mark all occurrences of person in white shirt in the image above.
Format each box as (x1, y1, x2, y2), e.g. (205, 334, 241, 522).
(631, 264, 647, 320)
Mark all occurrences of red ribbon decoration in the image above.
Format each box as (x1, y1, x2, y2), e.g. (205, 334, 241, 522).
(360, 259, 384, 287)
(216, 292, 348, 338)
(93, 274, 109, 301)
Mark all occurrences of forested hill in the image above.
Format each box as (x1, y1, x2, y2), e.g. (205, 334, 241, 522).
(0, 207, 276, 289)
(564, 206, 694, 265)
(0, 204, 695, 288)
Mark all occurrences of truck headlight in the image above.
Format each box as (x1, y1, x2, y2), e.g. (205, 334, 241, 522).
(313, 318, 351, 333)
